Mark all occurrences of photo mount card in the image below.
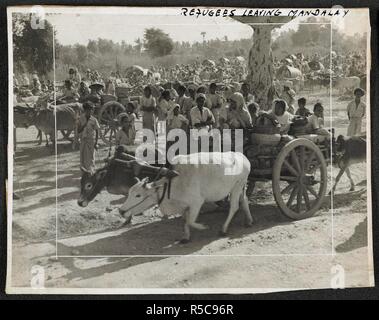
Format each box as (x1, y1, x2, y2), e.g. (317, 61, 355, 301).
(6, 5, 374, 294)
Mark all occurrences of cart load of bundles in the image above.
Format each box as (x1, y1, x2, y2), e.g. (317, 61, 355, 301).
(244, 114, 293, 171)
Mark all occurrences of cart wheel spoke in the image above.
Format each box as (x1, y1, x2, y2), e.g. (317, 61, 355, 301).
(272, 138, 327, 220)
(302, 187, 311, 210)
(283, 159, 298, 176)
(296, 186, 303, 213)
(99, 102, 125, 146)
(286, 185, 298, 207)
(280, 175, 298, 182)
(281, 182, 296, 195)
(291, 150, 301, 173)
(304, 150, 315, 172)
(306, 185, 318, 198)
(299, 146, 306, 171)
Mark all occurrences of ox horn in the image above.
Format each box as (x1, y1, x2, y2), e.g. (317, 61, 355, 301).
(132, 161, 143, 176)
(166, 169, 179, 178)
(142, 177, 149, 187)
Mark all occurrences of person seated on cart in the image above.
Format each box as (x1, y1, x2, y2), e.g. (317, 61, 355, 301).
(58, 80, 79, 103)
(269, 99, 293, 134)
(223, 92, 252, 129)
(295, 97, 312, 117)
(306, 102, 330, 136)
(85, 82, 104, 104)
(247, 102, 260, 126)
(116, 110, 136, 146)
(78, 81, 90, 101)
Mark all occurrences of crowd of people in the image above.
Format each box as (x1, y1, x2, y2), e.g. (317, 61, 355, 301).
(14, 55, 366, 174)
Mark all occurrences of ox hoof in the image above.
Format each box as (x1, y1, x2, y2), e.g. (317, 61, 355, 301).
(123, 216, 132, 225)
(218, 230, 228, 238)
(349, 187, 355, 192)
(244, 220, 254, 228)
(179, 238, 190, 244)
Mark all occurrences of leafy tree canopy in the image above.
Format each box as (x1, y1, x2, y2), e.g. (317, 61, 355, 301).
(143, 28, 174, 58)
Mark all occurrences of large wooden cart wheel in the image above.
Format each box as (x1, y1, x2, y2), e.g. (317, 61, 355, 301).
(98, 101, 125, 146)
(272, 138, 327, 219)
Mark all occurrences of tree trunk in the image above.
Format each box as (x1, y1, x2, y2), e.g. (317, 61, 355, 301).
(247, 26, 276, 111)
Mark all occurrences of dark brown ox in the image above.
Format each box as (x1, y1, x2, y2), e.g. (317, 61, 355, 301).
(77, 145, 172, 209)
(29, 103, 82, 147)
(332, 135, 366, 193)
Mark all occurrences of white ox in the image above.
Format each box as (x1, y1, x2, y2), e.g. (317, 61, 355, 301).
(119, 152, 255, 243)
(335, 76, 360, 94)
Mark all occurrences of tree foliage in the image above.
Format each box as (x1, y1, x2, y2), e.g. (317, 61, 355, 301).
(143, 28, 174, 57)
(13, 13, 57, 75)
(75, 44, 88, 61)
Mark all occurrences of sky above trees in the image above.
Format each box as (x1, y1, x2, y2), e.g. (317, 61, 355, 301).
(41, 8, 369, 46)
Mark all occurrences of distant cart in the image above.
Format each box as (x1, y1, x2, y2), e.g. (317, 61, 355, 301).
(276, 65, 304, 92)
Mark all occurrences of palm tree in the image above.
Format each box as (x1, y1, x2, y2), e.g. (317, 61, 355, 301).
(201, 31, 206, 44)
(134, 38, 142, 55)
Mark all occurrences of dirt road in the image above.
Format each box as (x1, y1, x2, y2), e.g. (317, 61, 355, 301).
(9, 92, 373, 292)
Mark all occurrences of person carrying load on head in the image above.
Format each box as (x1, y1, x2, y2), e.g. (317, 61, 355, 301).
(347, 88, 366, 137)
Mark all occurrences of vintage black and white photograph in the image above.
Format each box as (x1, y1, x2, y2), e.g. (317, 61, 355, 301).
(7, 6, 373, 293)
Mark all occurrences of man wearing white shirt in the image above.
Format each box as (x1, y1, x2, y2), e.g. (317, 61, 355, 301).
(347, 88, 366, 136)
